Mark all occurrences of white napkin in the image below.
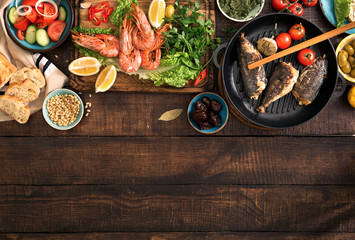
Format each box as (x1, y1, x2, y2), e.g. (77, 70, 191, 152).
(0, 0, 68, 122)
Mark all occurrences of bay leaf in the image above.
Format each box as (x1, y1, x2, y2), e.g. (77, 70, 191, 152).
(158, 109, 183, 121)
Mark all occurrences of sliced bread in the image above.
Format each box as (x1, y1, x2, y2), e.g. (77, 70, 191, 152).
(349, 0, 355, 22)
(0, 95, 30, 124)
(0, 53, 17, 89)
(5, 78, 40, 103)
(9, 67, 46, 88)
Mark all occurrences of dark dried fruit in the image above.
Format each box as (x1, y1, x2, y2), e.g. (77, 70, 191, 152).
(202, 97, 211, 107)
(210, 114, 221, 127)
(195, 101, 207, 111)
(199, 121, 213, 130)
(211, 100, 222, 112)
(191, 109, 207, 122)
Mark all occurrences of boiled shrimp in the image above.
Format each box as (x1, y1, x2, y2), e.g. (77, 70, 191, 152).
(119, 48, 142, 73)
(71, 32, 119, 58)
(131, 3, 155, 51)
(119, 16, 134, 55)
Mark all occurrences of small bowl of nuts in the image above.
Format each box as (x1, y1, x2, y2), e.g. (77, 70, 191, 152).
(42, 89, 84, 130)
(187, 92, 229, 134)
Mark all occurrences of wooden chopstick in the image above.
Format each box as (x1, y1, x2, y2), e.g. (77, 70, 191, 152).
(248, 21, 355, 70)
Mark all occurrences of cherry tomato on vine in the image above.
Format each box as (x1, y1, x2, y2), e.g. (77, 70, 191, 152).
(302, 0, 318, 7)
(289, 23, 305, 40)
(272, 0, 290, 11)
(276, 33, 292, 49)
(287, 3, 303, 16)
(298, 49, 315, 65)
(289, 0, 298, 2)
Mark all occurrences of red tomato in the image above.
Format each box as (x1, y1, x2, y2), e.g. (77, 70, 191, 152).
(47, 20, 67, 42)
(93, 2, 110, 12)
(298, 49, 315, 65)
(194, 69, 207, 87)
(20, 0, 38, 7)
(272, 0, 290, 11)
(302, 0, 318, 7)
(276, 33, 292, 49)
(102, 11, 108, 23)
(35, 17, 48, 29)
(287, 3, 303, 16)
(37, 6, 44, 15)
(25, 7, 38, 23)
(43, 3, 58, 24)
(17, 29, 25, 41)
(288, 23, 305, 40)
(13, 16, 31, 31)
(289, 0, 298, 2)
(88, 5, 94, 21)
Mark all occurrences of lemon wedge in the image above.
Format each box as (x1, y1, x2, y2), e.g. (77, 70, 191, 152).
(68, 57, 101, 76)
(148, 0, 166, 28)
(95, 65, 117, 93)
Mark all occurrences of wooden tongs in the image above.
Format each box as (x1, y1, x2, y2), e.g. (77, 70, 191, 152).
(248, 21, 355, 70)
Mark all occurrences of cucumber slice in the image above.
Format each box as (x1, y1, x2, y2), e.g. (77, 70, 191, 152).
(25, 24, 37, 44)
(58, 6, 67, 22)
(36, 29, 50, 47)
(8, 7, 19, 25)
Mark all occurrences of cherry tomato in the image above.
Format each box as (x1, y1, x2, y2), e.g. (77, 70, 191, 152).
(35, 17, 48, 29)
(194, 69, 207, 87)
(288, 23, 305, 41)
(43, 2, 58, 24)
(289, 0, 298, 2)
(47, 20, 67, 42)
(25, 7, 38, 23)
(13, 16, 31, 31)
(92, 16, 101, 26)
(102, 11, 108, 23)
(105, 7, 114, 16)
(287, 3, 303, 16)
(276, 33, 292, 49)
(272, 0, 290, 11)
(298, 48, 315, 65)
(302, 0, 318, 7)
(88, 5, 94, 21)
(94, 2, 110, 12)
(17, 29, 25, 41)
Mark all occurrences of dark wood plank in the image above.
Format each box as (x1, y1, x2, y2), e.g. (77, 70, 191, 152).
(0, 137, 353, 185)
(0, 91, 354, 136)
(2, 232, 355, 239)
(0, 185, 353, 232)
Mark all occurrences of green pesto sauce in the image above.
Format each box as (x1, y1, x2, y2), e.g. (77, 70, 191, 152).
(219, 0, 261, 20)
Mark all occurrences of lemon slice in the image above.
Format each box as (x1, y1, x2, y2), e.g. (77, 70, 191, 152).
(148, 0, 166, 28)
(95, 65, 117, 93)
(68, 57, 101, 76)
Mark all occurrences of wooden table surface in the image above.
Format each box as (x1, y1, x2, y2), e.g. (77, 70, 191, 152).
(1, 0, 354, 239)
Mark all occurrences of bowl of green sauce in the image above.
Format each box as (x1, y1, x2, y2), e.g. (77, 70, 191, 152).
(217, 0, 265, 22)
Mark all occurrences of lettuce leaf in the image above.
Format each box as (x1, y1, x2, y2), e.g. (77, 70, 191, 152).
(334, 0, 351, 28)
(109, 0, 138, 30)
(71, 25, 112, 35)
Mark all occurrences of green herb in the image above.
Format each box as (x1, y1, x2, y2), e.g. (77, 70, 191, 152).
(163, 0, 220, 71)
(220, 26, 239, 36)
(109, 0, 138, 34)
(71, 25, 112, 35)
(334, 0, 351, 28)
(219, 0, 261, 20)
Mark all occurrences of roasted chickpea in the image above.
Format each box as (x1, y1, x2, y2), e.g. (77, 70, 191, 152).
(344, 45, 355, 56)
(341, 61, 351, 74)
(338, 53, 348, 67)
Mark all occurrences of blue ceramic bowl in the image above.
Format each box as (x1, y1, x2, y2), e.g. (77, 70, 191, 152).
(187, 92, 229, 134)
(42, 89, 84, 130)
(4, 0, 74, 52)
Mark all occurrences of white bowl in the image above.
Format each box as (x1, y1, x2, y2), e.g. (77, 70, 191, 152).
(216, 0, 265, 22)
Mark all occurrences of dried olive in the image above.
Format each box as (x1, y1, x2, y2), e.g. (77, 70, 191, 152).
(210, 114, 222, 127)
(351, 69, 355, 78)
(348, 56, 355, 68)
(344, 45, 355, 56)
(191, 109, 207, 122)
(339, 50, 349, 59)
(202, 97, 211, 107)
(338, 53, 348, 67)
(199, 121, 213, 130)
(341, 61, 351, 74)
(195, 101, 207, 112)
(210, 100, 222, 112)
(352, 40, 355, 50)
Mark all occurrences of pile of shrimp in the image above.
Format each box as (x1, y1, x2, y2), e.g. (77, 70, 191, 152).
(71, 3, 169, 73)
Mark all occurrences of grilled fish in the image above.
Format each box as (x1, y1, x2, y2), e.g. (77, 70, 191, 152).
(292, 55, 327, 106)
(257, 61, 299, 113)
(237, 33, 267, 100)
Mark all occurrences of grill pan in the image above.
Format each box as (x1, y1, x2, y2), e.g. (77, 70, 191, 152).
(213, 13, 346, 129)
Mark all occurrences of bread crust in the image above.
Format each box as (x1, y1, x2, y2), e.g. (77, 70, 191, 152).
(0, 53, 17, 89)
(5, 78, 40, 103)
(9, 67, 46, 88)
(0, 95, 30, 124)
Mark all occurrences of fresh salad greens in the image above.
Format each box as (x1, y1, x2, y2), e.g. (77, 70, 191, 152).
(72, 25, 112, 35)
(218, 0, 262, 20)
(334, 0, 351, 28)
(110, 0, 138, 34)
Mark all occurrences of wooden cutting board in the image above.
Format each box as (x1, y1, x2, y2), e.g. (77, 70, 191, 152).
(69, 0, 215, 93)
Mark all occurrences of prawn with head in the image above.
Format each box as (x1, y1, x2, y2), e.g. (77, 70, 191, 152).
(131, 3, 155, 51)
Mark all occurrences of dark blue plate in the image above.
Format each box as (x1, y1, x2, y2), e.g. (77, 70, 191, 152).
(319, 0, 355, 34)
(4, 0, 74, 52)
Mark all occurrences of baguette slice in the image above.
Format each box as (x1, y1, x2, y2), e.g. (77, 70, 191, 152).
(9, 67, 45, 88)
(0, 53, 17, 89)
(349, 1, 355, 22)
(5, 79, 40, 103)
(0, 95, 30, 124)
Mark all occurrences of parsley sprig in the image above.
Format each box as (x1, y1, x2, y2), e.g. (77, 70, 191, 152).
(163, 0, 220, 70)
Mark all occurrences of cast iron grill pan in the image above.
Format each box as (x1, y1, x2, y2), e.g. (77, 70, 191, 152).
(222, 13, 338, 129)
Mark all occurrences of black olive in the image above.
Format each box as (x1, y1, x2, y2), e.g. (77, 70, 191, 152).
(191, 109, 207, 122)
(198, 121, 213, 130)
(210, 100, 222, 112)
(209, 114, 222, 127)
(202, 97, 211, 107)
(195, 101, 207, 112)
